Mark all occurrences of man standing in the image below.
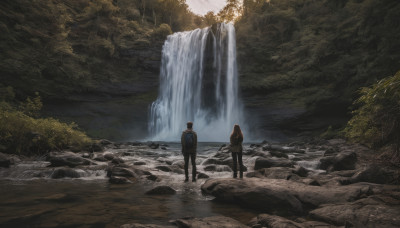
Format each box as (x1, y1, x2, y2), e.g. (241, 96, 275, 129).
(181, 121, 197, 182)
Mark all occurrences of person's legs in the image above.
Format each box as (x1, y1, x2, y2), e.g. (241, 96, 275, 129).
(238, 152, 243, 178)
(191, 153, 197, 181)
(231, 152, 237, 178)
(184, 153, 189, 182)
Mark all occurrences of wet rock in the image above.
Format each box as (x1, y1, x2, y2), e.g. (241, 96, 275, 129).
(93, 154, 108, 162)
(134, 161, 146, 166)
(112, 157, 125, 164)
(0, 152, 12, 168)
(157, 158, 173, 165)
(197, 172, 210, 179)
(310, 196, 400, 227)
(121, 224, 174, 228)
(104, 153, 115, 161)
(100, 139, 113, 146)
(204, 165, 232, 172)
(350, 166, 400, 185)
(171, 216, 248, 228)
(155, 165, 172, 172)
(51, 168, 80, 179)
(108, 166, 136, 178)
(47, 152, 93, 167)
(87, 143, 104, 152)
(109, 176, 132, 184)
(302, 178, 321, 186)
(201, 178, 377, 215)
(171, 160, 184, 169)
(218, 144, 227, 151)
(319, 151, 357, 171)
(269, 151, 289, 159)
(146, 175, 159, 181)
(254, 157, 294, 170)
(248, 214, 334, 228)
(324, 147, 338, 156)
(82, 153, 91, 159)
(148, 143, 159, 149)
(292, 165, 309, 177)
(246, 167, 293, 180)
(146, 186, 176, 195)
(160, 147, 167, 150)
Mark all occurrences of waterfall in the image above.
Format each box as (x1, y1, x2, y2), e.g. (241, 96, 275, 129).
(149, 23, 245, 142)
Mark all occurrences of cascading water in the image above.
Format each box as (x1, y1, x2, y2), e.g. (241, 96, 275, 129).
(149, 23, 246, 142)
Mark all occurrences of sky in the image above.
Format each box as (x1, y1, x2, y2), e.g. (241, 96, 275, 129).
(186, 0, 227, 16)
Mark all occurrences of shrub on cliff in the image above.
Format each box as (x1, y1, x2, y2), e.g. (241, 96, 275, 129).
(345, 70, 400, 163)
(0, 89, 91, 155)
(152, 23, 172, 40)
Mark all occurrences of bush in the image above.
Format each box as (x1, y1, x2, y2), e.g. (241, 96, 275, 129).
(0, 91, 91, 155)
(345, 70, 400, 159)
(151, 23, 172, 40)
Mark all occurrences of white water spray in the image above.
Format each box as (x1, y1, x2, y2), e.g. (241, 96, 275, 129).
(149, 23, 245, 142)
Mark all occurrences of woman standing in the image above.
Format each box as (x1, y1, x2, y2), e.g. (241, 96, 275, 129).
(230, 124, 244, 178)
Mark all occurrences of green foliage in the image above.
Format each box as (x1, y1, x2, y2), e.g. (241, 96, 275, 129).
(151, 23, 172, 40)
(0, 93, 91, 155)
(345, 71, 400, 154)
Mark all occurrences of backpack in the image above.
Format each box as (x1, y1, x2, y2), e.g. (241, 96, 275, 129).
(185, 132, 194, 149)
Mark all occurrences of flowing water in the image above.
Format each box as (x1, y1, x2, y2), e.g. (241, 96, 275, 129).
(149, 23, 246, 142)
(0, 143, 326, 228)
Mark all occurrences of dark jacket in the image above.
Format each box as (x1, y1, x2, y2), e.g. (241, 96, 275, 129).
(230, 134, 243, 153)
(181, 129, 197, 154)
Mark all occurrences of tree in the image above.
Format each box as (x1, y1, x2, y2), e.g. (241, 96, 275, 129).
(345, 70, 400, 163)
(217, 0, 243, 22)
(203, 11, 218, 26)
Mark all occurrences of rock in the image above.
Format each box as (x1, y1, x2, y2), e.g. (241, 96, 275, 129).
(254, 158, 294, 170)
(197, 172, 210, 179)
(148, 143, 159, 149)
(112, 157, 125, 164)
(155, 165, 172, 172)
(108, 166, 136, 178)
(310, 196, 400, 227)
(218, 144, 227, 151)
(51, 168, 80, 179)
(134, 161, 146, 166)
(246, 167, 293, 180)
(146, 175, 159, 181)
(109, 176, 132, 184)
(171, 160, 184, 169)
(104, 153, 115, 161)
(324, 147, 338, 156)
(121, 224, 174, 228)
(160, 147, 167, 150)
(204, 165, 232, 172)
(350, 166, 400, 185)
(248, 214, 334, 228)
(82, 153, 91, 159)
(0, 152, 12, 168)
(47, 152, 92, 167)
(292, 165, 309, 177)
(93, 155, 108, 162)
(319, 151, 357, 171)
(263, 144, 305, 154)
(88, 143, 104, 152)
(145, 186, 176, 195)
(269, 150, 289, 158)
(100, 139, 113, 145)
(201, 178, 378, 215)
(171, 216, 248, 228)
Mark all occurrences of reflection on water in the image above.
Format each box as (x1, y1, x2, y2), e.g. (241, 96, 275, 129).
(0, 142, 259, 228)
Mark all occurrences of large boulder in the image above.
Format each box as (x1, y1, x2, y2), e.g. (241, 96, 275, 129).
(201, 178, 376, 215)
(51, 168, 80, 179)
(246, 167, 293, 180)
(47, 152, 93, 167)
(254, 157, 294, 170)
(109, 176, 132, 184)
(171, 216, 249, 228)
(310, 195, 400, 227)
(319, 151, 357, 171)
(350, 166, 400, 185)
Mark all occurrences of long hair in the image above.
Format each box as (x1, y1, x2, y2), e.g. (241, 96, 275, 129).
(230, 124, 243, 140)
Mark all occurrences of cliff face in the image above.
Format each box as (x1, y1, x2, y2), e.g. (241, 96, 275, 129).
(1, 0, 399, 141)
(0, 0, 183, 140)
(236, 0, 400, 139)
